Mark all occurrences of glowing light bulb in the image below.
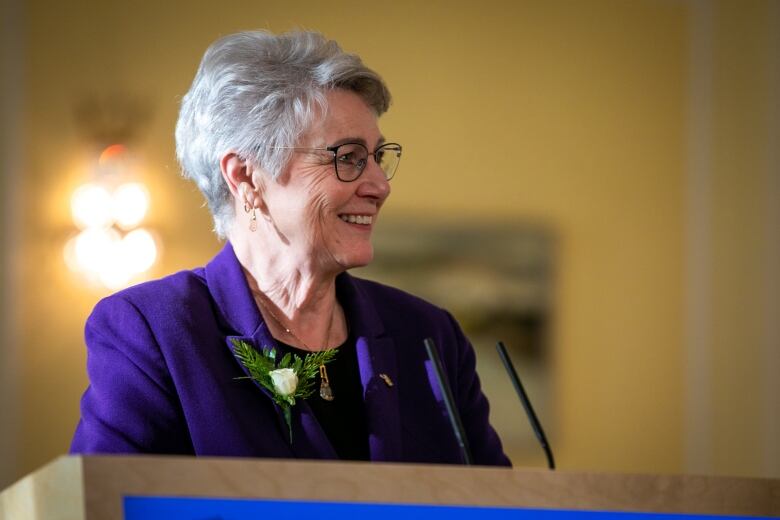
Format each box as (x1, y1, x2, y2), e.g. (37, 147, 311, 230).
(113, 183, 150, 229)
(72, 228, 120, 273)
(120, 228, 157, 274)
(71, 183, 113, 229)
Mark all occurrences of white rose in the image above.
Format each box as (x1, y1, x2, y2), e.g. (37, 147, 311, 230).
(269, 368, 298, 397)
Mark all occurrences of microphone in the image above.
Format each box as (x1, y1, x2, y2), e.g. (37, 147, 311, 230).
(423, 337, 473, 465)
(496, 341, 555, 470)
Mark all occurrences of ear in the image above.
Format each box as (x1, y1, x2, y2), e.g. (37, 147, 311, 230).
(220, 152, 261, 209)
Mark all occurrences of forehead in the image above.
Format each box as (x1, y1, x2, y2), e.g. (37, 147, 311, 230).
(305, 89, 382, 146)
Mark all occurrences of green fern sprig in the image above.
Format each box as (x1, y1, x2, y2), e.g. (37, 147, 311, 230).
(230, 338, 338, 443)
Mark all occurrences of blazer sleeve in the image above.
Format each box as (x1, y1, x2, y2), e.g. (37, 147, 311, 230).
(445, 311, 512, 467)
(70, 295, 192, 454)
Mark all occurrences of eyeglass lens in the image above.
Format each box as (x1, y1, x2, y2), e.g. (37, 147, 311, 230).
(333, 143, 401, 182)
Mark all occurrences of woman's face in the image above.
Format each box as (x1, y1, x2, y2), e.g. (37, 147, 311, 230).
(257, 89, 391, 273)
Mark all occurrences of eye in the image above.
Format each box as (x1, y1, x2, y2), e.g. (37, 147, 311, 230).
(333, 143, 368, 169)
(336, 151, 358, 164)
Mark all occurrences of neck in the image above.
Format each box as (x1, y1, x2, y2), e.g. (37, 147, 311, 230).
(231, 233, 346, 351)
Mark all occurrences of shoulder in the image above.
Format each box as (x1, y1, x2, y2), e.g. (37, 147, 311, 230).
(110, 266, 207, 302)
(88, 267, 212, 330)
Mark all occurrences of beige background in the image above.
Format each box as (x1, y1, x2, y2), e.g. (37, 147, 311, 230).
(1, 0, 778, 488)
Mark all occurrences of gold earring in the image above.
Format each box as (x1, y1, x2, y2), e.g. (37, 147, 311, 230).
(244, 201, 257, 232)
(249, 208, 257, 232)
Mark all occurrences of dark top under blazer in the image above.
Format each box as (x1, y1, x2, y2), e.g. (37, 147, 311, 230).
(70, 242, 510, 466)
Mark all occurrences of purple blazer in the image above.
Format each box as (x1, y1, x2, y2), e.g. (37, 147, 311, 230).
(70, 243, 510, 466)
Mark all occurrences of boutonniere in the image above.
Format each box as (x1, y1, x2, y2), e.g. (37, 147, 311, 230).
(230, 338, 338, 443)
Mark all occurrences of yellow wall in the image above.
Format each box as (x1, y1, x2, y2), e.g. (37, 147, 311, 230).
(1, 0, 777, 487)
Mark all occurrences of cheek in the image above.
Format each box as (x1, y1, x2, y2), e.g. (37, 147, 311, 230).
(301, 177, 333, 240)
(307, 193, 330, 228)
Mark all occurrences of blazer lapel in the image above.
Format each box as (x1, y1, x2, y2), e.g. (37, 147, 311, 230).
(338, 274, 403, 462)
(205, 242, 337, 459)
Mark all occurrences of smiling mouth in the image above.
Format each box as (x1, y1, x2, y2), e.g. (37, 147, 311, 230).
(339, 214, 374, 225)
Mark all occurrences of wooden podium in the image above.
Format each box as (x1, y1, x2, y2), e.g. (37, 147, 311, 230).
(1, 456, 778, 519)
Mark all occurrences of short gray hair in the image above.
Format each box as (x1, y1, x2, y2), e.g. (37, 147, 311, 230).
(175, 30, 391, 237)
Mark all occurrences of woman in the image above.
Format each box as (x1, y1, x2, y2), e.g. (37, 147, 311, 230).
(71, 30, 509, 466)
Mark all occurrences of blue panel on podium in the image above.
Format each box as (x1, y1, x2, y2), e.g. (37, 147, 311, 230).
(123, 496, 773, 520)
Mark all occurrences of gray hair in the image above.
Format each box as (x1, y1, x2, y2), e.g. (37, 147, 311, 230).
(175, 30, 391, 237)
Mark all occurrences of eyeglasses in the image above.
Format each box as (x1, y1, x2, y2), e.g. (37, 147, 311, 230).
(275, 142, 402, 182)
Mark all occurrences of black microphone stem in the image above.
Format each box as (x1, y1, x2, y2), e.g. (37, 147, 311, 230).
(424, 337, 473, 465)
(496, 341, 555, 470)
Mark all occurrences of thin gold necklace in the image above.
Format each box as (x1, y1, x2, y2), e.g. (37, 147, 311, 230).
(253, 293, 336, 402)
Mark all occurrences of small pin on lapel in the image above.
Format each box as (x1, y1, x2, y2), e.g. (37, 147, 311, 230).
(379, 373, 394, 387)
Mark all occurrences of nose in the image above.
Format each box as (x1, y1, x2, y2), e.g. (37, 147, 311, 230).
(356, 158, 391, 202)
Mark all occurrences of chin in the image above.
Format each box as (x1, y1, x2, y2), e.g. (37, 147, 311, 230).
(338, 246, 374, 271)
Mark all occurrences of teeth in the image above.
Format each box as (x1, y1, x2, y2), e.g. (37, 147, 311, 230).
(339, 214, 373, 225)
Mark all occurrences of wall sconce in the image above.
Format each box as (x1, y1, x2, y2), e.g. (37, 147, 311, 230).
(64, 144, 159, 290)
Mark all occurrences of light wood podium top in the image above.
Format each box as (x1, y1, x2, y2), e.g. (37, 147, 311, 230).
(2, 455, 778, 519)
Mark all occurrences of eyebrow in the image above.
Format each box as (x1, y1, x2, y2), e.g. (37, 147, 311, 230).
(329, 136, 387, 149)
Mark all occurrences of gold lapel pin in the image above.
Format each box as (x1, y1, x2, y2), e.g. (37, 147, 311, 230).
(379, 373, 394, 387)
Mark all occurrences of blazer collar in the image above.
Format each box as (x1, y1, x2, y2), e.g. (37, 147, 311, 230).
(205, 242, 401, 461)
(204, 241, 262, 338)
(336, 274, 402, 462)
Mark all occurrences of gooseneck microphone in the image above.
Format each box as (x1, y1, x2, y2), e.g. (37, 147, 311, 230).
(423, 337, 473, 465)
(496, 341, 555, 470)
